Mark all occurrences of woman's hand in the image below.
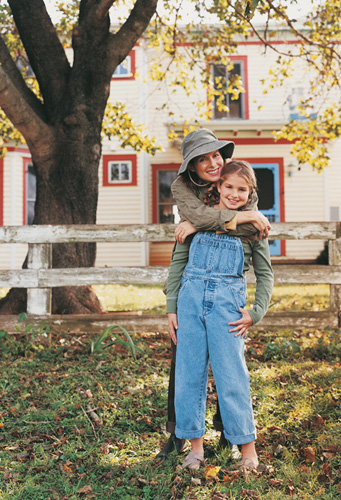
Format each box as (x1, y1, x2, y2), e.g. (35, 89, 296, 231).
(236, 211, 271, 240)
(228, 308, 253, 338)
(174, 221, 197, 244)
(168, 313, 178, 344)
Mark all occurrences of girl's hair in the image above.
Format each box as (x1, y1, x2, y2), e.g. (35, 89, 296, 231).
(205, 160, 258, 206)
(219, 160, 258, 195)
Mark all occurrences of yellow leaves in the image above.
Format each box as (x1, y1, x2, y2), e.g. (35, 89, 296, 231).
(204, 465, 221, 480)
(102, 102, 162, 155)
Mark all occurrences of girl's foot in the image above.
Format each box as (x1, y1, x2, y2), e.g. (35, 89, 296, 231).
(181, 450, 204, 470)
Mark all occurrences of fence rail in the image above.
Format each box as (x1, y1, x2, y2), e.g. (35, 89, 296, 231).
(0, 222, 340, 332)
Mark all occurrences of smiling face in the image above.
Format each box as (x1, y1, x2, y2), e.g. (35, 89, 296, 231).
(217, 171, 250, 210)
(190, 150, 224, 183)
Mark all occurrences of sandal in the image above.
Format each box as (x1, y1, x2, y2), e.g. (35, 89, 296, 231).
(181, 451, 204, 470)
(228, 457, 258, 471)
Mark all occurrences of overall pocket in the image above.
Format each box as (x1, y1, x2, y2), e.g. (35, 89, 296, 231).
(228, 279, 247, 312)
(192, 238, 238, 274)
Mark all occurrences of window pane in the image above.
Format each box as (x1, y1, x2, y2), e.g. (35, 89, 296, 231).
(213, 64, 228, 119)
(110, 163, 120, 182)
(113, 56, 131, 77)
(254, 168, 275, 211)
(213, 62, 244, 119)
(26, 163, 36, 225)
(120, 163, 130, 180)
(27, 201, 35, 225)
(158, 170, 177, 223)
(27, 165, 36, 200)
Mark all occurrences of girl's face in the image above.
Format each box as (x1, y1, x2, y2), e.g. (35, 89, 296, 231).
(217, 172, 250, 210)
(190, 150, 224, 183)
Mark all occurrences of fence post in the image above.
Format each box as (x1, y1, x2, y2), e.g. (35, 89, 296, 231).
(329, 222, 341, 328)
(27, 243, 52, 315)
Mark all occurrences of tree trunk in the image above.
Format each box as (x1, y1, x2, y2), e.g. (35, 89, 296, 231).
(0, 123, 104, 315)
(0, 0, 159, 315)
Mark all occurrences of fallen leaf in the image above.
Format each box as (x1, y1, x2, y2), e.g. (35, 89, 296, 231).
(204, 465, 221, 479)
(303, 445, 316, 463)
(212, 493, 229, 500)
(269, 478, 284, 487)
(190, 477, 201, 486)
(77, 485, 93, 495)
(241, 487, 259, 499)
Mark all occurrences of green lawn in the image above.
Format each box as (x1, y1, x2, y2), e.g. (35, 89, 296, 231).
(90, 283, 330, 314)
(0, 320, 340, 499)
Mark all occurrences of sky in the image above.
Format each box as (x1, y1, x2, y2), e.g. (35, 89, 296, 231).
(44, 0, 317, 26)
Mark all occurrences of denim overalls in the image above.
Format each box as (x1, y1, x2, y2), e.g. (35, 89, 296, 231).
(174, 232, 256, 445)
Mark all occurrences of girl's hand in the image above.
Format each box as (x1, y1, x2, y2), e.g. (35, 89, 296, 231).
(168, 313, 178, 344)
(236, 211, 271, 240)
(228, 308, 253, 338)
(174, 221, 197, 244)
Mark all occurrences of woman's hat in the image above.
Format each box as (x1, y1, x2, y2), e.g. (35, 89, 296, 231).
(178, 128, 235, 175)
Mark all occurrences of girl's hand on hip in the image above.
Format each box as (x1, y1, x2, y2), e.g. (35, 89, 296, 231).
(168, 313, 178, 344)
(228, 308, 253, 338)
(174, 221, 197, 244)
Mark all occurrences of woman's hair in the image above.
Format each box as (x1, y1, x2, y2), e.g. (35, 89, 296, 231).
(204, 160, 258, 206)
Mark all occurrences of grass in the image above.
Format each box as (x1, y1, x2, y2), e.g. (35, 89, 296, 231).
(0, 284, 331, 314)
(0, 321, 340, 499)
(90, 283, 330, 314)
(0, 285, 339, 499)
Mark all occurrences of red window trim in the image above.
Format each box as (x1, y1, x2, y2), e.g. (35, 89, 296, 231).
(151, 163, 178, 224)
(102, 154, 137, 186)
(23, 157, 32, 225)
(209, 55, 249, 121)
(111, 50, 136, 81)
(0, 158, 3, 226)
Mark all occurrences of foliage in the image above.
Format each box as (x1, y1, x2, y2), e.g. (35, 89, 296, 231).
(232, 0, 341, 171)
(90, 324, 144, 360)
(2, 1, 340, 170)
(0, 326, 340, 499)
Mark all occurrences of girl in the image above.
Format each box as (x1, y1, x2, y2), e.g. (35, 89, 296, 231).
(168, 160, 273, 470)
(157, 129, 271, 460)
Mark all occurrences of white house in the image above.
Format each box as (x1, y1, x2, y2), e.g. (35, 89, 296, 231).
(0, 26, 340, 270)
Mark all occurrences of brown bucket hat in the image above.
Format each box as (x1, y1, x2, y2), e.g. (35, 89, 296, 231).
(178, 128, 235, 175)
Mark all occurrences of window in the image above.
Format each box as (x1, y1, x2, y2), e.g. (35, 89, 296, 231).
(249, 159, 284, 256)
(23, 158, 36, 225)
(212, 56, 248, 120)
(152, 165, 179, 223)
(112, 51, 136, 80)
(102, 155, 137, 186)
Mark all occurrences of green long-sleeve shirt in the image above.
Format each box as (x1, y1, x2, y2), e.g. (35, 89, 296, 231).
(166, 235, 274, 325)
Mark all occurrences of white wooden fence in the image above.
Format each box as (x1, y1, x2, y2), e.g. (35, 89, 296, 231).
(0, 222, 340, 333)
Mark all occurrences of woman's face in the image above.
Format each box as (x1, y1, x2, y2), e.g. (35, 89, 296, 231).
(190, 150, 224, 183)
(217, 172, 250, 210)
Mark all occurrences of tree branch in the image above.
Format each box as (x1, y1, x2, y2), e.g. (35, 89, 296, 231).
(96, 0, 115, 20)
(107, 0, 157, 74)
(8, 0, 71, 120)
(0, 36, 46, 121)
(0, 66, 53, 156)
